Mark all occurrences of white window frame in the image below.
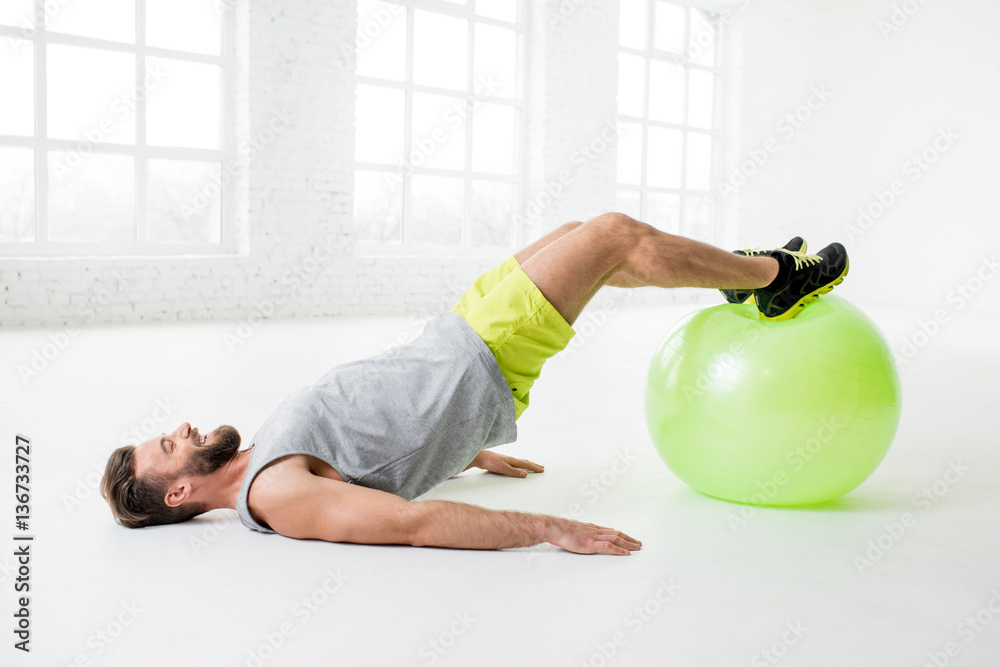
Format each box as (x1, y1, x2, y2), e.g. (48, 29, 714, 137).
(617, 0, 725, 245)
(353, 0, 526, 257)
(0, 0, 237, 258)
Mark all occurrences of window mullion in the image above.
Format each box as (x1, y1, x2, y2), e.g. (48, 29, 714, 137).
(463, 13, 475, 248)
(402, 6, 415, 246)
(135, 0, 147, 244)
(33, 0, 48, 247)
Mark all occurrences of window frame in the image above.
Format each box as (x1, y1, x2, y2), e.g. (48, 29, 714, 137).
(616, 0, 725, 246)
(353, 0, 527, 257)
(0, 0, 237, 258)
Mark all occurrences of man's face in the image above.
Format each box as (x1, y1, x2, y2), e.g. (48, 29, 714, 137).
(133, 422, 242, 483)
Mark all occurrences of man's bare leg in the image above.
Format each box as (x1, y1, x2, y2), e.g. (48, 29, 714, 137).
(519, 212, 779, 325)
(514, 221, 647, 289)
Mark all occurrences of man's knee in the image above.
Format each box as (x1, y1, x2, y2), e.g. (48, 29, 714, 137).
(586, 212, 651, 243)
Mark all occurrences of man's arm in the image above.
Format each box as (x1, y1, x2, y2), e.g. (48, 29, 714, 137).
(261, 473, 641, 555)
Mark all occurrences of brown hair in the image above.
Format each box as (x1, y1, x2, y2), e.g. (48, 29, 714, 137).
(100, 446, 207, 528)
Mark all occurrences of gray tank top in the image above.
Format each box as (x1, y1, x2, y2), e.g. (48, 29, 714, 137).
(236, 312, 517, 533)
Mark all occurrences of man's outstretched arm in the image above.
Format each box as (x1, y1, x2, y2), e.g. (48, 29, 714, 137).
(262, 474, 641, 556)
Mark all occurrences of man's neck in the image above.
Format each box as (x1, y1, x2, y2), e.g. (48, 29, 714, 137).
(201, 446, 254, 511)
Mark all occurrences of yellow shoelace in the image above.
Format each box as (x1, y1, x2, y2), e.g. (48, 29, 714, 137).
(785, 249, 822, 270)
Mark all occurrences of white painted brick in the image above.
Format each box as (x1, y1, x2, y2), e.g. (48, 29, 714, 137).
(2, 0, 836, 325)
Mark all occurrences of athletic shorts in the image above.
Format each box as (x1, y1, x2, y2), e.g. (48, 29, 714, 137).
(451, 256, 576, 420)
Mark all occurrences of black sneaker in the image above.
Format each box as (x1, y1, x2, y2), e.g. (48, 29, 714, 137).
(720, 236, 807, 305)
(754, 243, 849, 321)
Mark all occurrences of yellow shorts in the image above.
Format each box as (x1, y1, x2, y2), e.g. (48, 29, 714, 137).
(451, 256, 576, 420)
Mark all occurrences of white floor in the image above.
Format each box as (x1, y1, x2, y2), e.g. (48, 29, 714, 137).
(2, 297, 998, 667)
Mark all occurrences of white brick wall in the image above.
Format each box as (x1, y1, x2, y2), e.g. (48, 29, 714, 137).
(2, 0, 837, 328)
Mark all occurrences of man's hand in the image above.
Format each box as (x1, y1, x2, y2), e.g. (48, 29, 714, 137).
(543, 517, 642, 556)
(465, 450, 544, 478)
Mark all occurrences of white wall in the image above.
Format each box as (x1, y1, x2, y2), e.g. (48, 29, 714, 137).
(4, 0, 994, 330)
(810, 0, 1000, 314)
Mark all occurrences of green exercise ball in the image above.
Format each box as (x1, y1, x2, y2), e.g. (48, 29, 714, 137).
(645, 296, 901, 506)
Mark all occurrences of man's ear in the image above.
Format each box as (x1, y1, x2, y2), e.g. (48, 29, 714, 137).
(164, 480, 191, 509)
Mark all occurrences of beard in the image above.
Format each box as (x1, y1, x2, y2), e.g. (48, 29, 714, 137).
(181, 425, 242, 477)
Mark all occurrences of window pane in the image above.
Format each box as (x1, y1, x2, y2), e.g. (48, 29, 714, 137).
(474, 24, 517, 99)
(471, 180, 515, 246)
(685, 132, 712, 190)
(48, 152, 134, 242)
(0, 1, 33, 28)
(47, 0, 135, 43)
(0, 38, 34, 136)
(47, 45, 135, 144)
(0, 147, 35, 242)
(355, 84, 404, 164)
(653, 1, 685, 53)
(472, 103, 517, 175)
(146, 0, 222, 55)
(619, 0, 647, 49)
(146, 58, 221, 149)
(412, 93, 466, 171)
(684, 196, 714, 243)
(645, 192, 680, 233)
(147, 159, 222, 243)
(617, 53, 645, 117)
(617, 120, 642, 185)
(476, 0, 518, 23)
(616, 189, 641, 221)
(410, 175, 463, 245)
(687, 69, 714, 129)
(648, 59, 684, 124)
(357, 0, 407, 81)
(413, 10, 468, 91)
(355, 170, 403, 244)
(689, 8, 715, 67)
(646, 126, 682, 188)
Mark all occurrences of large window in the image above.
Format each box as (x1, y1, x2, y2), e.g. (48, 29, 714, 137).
(0, 0, 234, 256)
(353, 0, 523, 252)
(617, 0, 721, 243)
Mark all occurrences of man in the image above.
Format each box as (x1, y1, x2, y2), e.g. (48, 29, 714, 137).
(101, 212, 848, 556)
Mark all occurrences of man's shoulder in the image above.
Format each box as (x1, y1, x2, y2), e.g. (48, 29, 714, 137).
(246, 454, 315, 527)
